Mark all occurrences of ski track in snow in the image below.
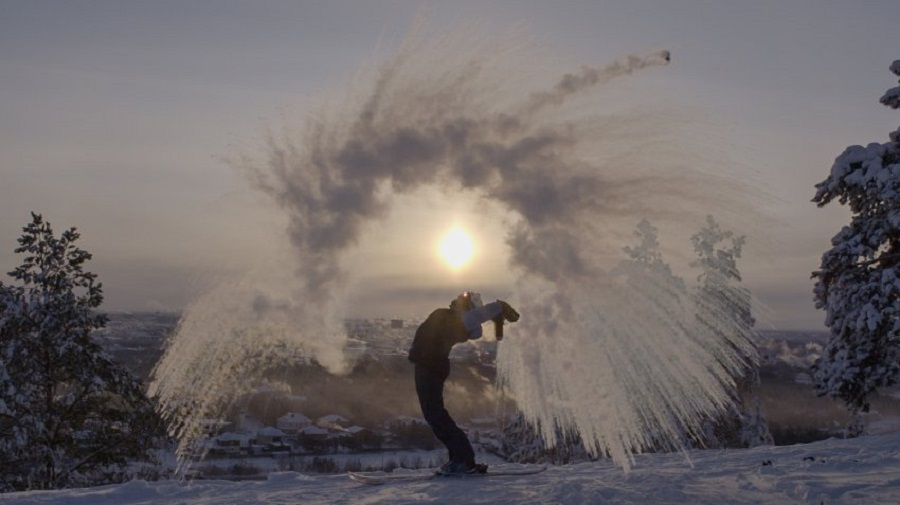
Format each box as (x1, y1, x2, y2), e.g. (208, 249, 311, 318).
(4, 435, 900, 504)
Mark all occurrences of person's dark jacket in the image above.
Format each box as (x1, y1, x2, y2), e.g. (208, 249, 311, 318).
(407, 308, 470, 371)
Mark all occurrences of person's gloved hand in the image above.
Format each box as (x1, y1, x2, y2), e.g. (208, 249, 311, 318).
(491, 301, 519, 341)
(498, 300, 520, 323)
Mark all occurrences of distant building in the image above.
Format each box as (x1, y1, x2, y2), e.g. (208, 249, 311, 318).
(298, 425, 330, 454)
(256, 426, 285, 445)
(277, 412, 312, 434)
(213, 431, 253, 455)
(299, 425, 330, 437)
(342, 426, 384, 451)
(318, 414, 351, 431)
(236, 412, 264, 432)
(199, 418, 231, 436)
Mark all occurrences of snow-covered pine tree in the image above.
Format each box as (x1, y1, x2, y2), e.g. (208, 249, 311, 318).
(619, 220, 700, 450)
(691, 215, 771, 448)
(811, 60, 900, 431)
(881, 60, 900, 110)
(0, 213, 163, 491)
(620, 219, 690, 318)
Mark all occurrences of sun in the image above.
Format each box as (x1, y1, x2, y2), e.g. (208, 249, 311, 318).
(438, 227, 474, 270)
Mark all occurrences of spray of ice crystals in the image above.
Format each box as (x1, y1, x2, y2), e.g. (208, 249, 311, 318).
(150, 18, 762, 471)
(148, 259, 350, 469)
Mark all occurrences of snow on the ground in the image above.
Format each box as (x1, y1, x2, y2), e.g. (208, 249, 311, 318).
(5, 435, 900, 505)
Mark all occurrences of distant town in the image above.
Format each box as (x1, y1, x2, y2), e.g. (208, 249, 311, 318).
(97, 313, 510, 469)
(96, 312, 900, 467)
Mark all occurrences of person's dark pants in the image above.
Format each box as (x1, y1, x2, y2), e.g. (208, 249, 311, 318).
(414, 362, 475, 466)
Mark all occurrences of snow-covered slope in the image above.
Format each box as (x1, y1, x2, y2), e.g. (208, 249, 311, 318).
(4, 435, 899, 504)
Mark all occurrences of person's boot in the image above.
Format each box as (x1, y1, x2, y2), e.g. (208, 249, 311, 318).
(469, 463, 488, 474)
(437, 461, 469, 475)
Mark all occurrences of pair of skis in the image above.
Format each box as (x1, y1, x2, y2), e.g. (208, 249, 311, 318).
(348, 464, 547, 485)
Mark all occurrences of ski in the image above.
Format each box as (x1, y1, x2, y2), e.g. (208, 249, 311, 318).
(348, 465, 548, 485)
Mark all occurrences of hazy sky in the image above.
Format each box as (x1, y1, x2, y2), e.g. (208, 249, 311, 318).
(1, 1, 898, 329)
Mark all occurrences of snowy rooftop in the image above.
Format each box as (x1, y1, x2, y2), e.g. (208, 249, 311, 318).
(299, 426, 329, 436)
(319, 414, 350, 424)
(215, 432, 251, 443)
(277, 412, 311, 423)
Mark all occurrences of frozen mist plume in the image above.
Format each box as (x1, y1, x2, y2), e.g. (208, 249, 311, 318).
(151, 18, 766, 470)
(148, 260, 351, 468)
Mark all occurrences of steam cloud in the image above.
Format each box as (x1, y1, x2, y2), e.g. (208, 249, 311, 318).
(151, 19, 764, 471)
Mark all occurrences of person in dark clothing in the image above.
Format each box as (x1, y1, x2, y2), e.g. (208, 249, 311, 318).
(408, 291, 520, 475)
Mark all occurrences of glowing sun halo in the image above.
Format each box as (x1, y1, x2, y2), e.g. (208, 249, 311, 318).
(439, 228, 474, 270)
